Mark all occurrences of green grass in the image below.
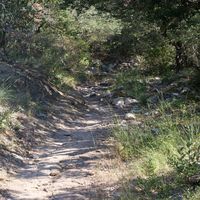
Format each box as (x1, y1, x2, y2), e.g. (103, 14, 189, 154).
(0, 111, 12, 130)
(113, 69, 148, 104)
(49, 70, 79, 90)
(0, 85, 14, 130)
(113, 100, 200, 199)
(0, 85, 14, 104)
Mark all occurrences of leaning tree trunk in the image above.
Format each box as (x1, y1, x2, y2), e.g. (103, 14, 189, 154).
(0, 29, 6, 57)
(174, 41, 188, 72)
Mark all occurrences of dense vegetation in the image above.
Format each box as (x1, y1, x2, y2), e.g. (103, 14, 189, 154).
(0, 0, 200, 199)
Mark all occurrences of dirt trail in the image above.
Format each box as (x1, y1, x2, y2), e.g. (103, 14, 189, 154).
(0, 85, 123, 200)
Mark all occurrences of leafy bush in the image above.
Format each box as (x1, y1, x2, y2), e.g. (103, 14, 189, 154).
(144, 42, 175, 74)
(7, 5, 122, 87)
(59, 6, 122, 43)
(31, 33, 90, 73)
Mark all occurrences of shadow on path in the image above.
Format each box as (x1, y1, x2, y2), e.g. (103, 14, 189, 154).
(1, 85, 124, 199)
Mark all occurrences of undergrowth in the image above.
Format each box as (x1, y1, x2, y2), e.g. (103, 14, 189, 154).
(113, 69, 148, 104)
(0, 85, 14, 131)
(0, 85, 14, 104)
(113, 98, 200, 199)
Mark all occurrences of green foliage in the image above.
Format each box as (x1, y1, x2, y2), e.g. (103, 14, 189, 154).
(113, 125, 149, 160)
(31, 33, 91, 73)
(51, 70, 78, 89)
(0, 0, 30, 27)
(58, 6, 121, 41)
(170, 124, 200, 177)
(0, 85, 13, 130)
(144, 42, 175, 74)
(0, 85, 13, 104)
(0, 111, 11, 130)
(113, 100, 200, 199)
(0, 1, 199, 199)
(114, 70, 147, 104)
(2, 3, 122, 86)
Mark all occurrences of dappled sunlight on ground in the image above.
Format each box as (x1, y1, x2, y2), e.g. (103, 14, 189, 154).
(0, 86, 126, 199)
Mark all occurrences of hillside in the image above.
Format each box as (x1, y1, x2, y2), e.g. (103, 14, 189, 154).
(0, 1, 200, 199)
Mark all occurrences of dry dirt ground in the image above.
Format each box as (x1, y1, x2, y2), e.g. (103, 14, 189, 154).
(0, 85, 128, 200)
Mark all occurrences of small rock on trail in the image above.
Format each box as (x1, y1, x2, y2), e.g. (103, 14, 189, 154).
(49, 169, 61, 177)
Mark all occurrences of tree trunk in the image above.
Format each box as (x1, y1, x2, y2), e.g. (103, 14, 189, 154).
(174, 41, 188, 72)
(0, 29, 7, 60)
(0, 29, 5, 44)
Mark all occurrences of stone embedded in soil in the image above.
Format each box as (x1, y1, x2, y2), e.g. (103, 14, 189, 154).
(181, 87, 190, 94)
(84, 171, 94, 177)
(125, 113, 136, 120)
(124, 98, 139, 105)
(103, 91, 113, 99)
(188, 174, 200, 184)
(49, 169, 61, 177)
(120, 120, 142, 127)
(113, 97, 125, 108)
(127, 120, 142, 125)
(145, 110, 159, 116)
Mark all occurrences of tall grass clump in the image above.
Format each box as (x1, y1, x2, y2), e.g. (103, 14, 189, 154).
(114, 69, 147, 104)
(0, 85, 13, 104)
(0, 85, 14, 130)
(113, 100, 200, 199)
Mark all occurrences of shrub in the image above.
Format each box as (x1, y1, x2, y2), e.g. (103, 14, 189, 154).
(113, 100, 200, 198)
